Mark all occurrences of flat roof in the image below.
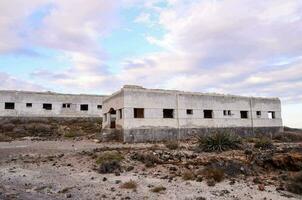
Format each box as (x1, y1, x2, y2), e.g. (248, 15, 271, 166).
(0, 90, 108, 98)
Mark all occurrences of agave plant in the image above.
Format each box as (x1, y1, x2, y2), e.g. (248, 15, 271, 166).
(197, 131, 242, 152)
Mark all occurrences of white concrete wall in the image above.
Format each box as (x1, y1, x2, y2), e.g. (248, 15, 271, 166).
(102, 90, 124, 128)
(111, 87, 283, 129)
(0, 91, 106, 118)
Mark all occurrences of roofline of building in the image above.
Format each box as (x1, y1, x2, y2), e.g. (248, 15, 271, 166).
(120, 85, 280, 100)
(0, 90, 108, 98)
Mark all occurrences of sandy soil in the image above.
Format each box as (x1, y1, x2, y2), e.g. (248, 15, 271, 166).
(0, 139, 301, 200)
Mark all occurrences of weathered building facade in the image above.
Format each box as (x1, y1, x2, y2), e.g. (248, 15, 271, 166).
(0, 86, 283, 142)
(0, 90, 105, 118)
(102, 85, 283, 142)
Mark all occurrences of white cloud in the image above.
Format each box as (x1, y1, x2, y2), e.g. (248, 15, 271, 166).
(0, 72, 45, 91)
(118, 0, 302, 103)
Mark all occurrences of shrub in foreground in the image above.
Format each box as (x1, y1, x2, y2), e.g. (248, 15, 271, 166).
(254, 137, 274, 150)
(197, 132, 242, 152)
(202, 167, 225, 182)
(151, 186, 166, 193)
(182, 170, 195, 180)
(165, 140, 179, 150)
(120, 180, 137, 190)
(96, 151, 124, 164)
(286, 172, 302, 194)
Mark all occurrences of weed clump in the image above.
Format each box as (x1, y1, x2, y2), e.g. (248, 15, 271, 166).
(151, 186, 166, 193)
(286, 172, 302, 194)
(197, 132, 242, 152)
(254, 137, 274, 150)
(96, 151, 124, 164)
(120, 180, 137, 190)
(130, 152, 161, 167)
(202, 167, 225, 182)
(182, 170, 195, 180)
(165, 141, 179, 150)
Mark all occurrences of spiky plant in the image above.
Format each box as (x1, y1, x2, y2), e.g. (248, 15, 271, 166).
(197, 131, 242, 152)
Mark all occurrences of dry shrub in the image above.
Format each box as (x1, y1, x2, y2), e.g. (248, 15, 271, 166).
(273, 132, 302, 143)
(182, 170, 195, 180)
(151, 186, 166, 193)
(254, 137, 274, 150)
(130, 152, 161, 167)
(120, 180, 137, 190)
(98, 160, 121, 174)
(96, 151, 124, 164)
(165, 140, 179, 150)
(63, 130, 85, 138)
(202, 167, 225, 182)
(286, 172, 302, 194)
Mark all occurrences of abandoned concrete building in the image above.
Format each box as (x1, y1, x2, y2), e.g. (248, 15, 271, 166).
(0, 90, 105, 118)
(102, 85, 283, 142)
(0, 85, 283, 142)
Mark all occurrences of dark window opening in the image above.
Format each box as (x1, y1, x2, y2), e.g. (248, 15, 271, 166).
(240, 111, 248, 119)
(187, 109, 193, 115)
(268, 111, 275, 119)
(119, 109, 122, 119)
(62, 103, 71, 108)
(43, 103, 52, 110)
(134, 108, 144, 118)
(97, 105, 102, 109)
(224, 110, 232, 116)
(26, 103, 32, 108)
(163, 109, 174, 118)
(204, 110, 213, 118)
(5, 102, 15, 110)
(80, 104, 88, 111)
(256, 111, 261, 117)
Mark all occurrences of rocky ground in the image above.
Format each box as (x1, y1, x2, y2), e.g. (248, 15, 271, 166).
(0, 138, 302, 200)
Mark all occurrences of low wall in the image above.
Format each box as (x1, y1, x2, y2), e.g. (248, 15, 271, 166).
(0, 117, 102, 141)
(122, 127, 284, 143)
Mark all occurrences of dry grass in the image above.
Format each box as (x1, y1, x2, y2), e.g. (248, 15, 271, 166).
(151, 186, 166, 193)
(254, 137, 274, 150)
(287, 172, 302, 194)
(202, 167, 225, 182)
(120, 180, 137, 190)
(274, 132, 302, 143)
(182, 170, 195, 180)
(165, 141, 179, 150)
(96, 151, 124, 164)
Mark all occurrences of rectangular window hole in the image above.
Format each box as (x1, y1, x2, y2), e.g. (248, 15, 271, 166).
(134, 108, 144, 118)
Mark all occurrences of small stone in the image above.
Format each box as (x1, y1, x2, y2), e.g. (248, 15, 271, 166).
(115, 180, 121, 184)
(65, 193, 72, 198)
(103, 177, 107, 181)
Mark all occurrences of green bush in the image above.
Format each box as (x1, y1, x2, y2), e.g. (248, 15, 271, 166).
(197, 132, 242, 152)
(254, 137, 274, 150)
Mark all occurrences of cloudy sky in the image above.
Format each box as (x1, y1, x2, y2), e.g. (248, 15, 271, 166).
(0, 0, 301, 128)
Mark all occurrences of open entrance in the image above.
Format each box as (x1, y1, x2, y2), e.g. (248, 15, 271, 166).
(109, 108, 117, 128)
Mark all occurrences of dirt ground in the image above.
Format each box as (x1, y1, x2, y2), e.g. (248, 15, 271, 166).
(0, 139, 301, 200)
